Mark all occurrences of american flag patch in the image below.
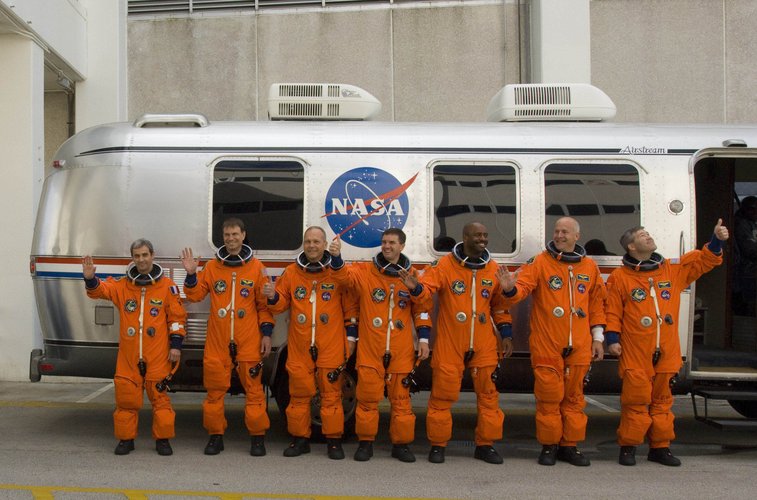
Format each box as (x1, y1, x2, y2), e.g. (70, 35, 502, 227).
(169, 285, 179, 295)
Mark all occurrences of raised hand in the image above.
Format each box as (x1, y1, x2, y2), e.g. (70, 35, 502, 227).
(398, 267, 419, 290)
(328, 235, 342, 257)
(180, 247, 198, 274)
(714, 218, 729, 241)
(495, 265, 518, 293)
(262, 276, 276, 299)
(82, 255, 96, 280)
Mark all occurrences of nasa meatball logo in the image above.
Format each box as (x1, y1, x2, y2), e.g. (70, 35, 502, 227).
(323, 167, 417, 248)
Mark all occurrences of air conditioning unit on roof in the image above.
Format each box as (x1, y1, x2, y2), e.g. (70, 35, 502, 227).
(268, 83, 381, 121)
(486, 83, 616, 122)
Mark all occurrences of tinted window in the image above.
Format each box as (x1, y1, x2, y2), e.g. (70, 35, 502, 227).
(544, 163, 639, 256)
(213, 160, 304, 250)
(433, 164, 517, 253)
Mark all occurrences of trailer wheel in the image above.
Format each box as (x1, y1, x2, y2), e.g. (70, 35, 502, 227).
(272, 367, 357, 440)
(728, 399, 757, 418)
(29, 349, 43, 382)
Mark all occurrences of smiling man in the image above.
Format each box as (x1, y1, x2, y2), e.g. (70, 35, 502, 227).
(402, 222, 513, 465)
(498, 217, 607, 467)
(345, 228, 433, 463)
(181, 218, 275, 457)
(605, 220, 728, 467)
(83, 239, 186, 456)
(263, 226, 352, 460)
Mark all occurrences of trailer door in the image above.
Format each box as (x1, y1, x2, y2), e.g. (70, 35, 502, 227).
(690, 148, 757, 416)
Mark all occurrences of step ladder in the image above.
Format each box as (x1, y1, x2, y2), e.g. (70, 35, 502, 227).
(690, 389, 757, 430)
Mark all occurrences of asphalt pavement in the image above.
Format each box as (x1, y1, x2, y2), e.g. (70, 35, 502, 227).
(1, 379, 756, 499)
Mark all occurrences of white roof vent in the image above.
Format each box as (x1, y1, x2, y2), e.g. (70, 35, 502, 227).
(486, 83, 616, 122)
(268, 83, 381, 121)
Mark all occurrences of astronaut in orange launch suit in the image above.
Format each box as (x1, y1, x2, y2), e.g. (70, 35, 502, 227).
(606, 220, 728, 467)
(402, 222, 513, 465)
(83, 238, 186, 456)
(264, 227, 351, 460)
(498, 217, 606, 467)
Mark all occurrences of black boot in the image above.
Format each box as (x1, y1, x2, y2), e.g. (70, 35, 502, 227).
(391, 444, 416, 463)
(204, 434, 224, 455)
(114, 439, 134, 455)
(538, 444, 558, 466)
(648, 447, 681, 466)
(474, 445, 503, 464)
(428, 445, 445, 464)
(250, 435, 266, 457)
(619, 446, 636, 466)
(353, 441, 373, 461)
(327, 438, 345, 460)
(556, 446, 590, 466)
(155, 439, 173, 456)
(283, 437, 311, 457)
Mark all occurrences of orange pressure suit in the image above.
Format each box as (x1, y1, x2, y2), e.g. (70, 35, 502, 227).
(268, 252, 350, 439)
(346, 253, 433, 445)
(606, 243, 722, 448)
(85, 263, 186, 441)
(504, 242, 606, 447)
(183, 245, 275, 437)
(416, 244, 512, 448)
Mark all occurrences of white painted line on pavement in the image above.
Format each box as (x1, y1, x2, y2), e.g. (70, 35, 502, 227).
(77, 382, 114, 403)
(585, 396, 619, 413)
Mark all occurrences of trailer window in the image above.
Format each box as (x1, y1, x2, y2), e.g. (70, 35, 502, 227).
(544, 163, 639, 256)
(433, 164, 517, 254)
(213, 160, 304, 251)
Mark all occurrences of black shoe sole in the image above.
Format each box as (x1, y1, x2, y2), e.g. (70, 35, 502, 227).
(114, 441, 135, 455)
(391, 450, 416, 463)
(283, 444, 311, 457)
(648, 457, 681, 466)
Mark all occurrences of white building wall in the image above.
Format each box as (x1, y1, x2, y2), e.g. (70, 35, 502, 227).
(530, 0, 591, 83)
(76, 0, 128, 131)
(0, 35, 45, 380)
(0, 0, 126, 381)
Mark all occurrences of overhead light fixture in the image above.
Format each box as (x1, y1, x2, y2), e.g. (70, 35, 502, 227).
(56, 75, 73, 92)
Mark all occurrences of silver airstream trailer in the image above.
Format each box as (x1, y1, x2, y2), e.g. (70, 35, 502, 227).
(30, 83, 757, 429)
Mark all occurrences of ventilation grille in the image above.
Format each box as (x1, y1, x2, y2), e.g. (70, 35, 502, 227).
(514, 85, 572, 106)
(278, 84, 323, 97)
(269, 83, 381, 120)
(515, 108, 571, 117)
(278, 102, 323, 117)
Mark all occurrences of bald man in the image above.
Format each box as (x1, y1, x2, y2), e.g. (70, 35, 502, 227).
(498, 217, 607, 466)
(402, 222, 513, 465)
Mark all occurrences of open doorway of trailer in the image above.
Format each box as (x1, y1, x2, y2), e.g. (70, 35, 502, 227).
(691, 153, 757, 403)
